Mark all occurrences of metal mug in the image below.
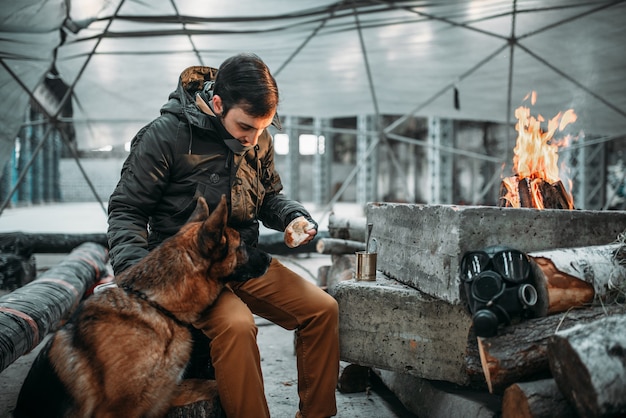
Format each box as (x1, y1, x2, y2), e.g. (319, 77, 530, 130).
(355, 251, 377, 281)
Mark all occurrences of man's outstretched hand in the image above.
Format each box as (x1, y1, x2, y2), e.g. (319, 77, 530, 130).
(284, 216, 317, 248)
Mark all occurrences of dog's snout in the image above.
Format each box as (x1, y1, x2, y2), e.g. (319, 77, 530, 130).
(222, 245, 271, 283)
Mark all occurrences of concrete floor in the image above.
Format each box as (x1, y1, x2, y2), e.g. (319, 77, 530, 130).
(0, 318, 415, 418)
(0, 252, 416, 418)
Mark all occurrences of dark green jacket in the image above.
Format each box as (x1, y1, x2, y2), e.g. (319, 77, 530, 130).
(107, 66, 308, 275)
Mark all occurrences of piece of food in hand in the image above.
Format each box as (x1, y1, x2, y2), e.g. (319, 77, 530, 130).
(285, 217, 315, 248)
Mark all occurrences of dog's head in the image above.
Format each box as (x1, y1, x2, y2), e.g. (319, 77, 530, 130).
(184, 195, 272, 283)
(117, 195, 271, 320)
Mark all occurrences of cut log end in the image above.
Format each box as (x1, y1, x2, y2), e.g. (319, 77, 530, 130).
(502, 379, 576, 418)
(477, 337, 495, 394)
(548, 314, 626, 418)
(502, 384, 533, 418)
(531, 256, 595, 315)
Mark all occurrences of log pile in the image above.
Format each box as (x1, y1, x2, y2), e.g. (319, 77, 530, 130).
(320, 216, 626, 417)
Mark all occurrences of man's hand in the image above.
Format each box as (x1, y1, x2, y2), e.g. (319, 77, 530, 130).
(284, 216, 317, 248)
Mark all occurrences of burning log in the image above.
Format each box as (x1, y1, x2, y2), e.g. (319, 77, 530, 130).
(502, 379, 576, 418)
(498, 92, 577, 210)
(548, 313, 626, 418)
(477, 305, 626, 394)
(498, 177, 573, 209)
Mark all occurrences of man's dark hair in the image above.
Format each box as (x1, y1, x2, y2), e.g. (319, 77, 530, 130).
(213, 53, 279, 118)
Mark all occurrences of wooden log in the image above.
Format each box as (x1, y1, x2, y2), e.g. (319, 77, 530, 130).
(529, 243, 625, 315)
(498, 177, 573, 209)
(0, 232, 108, 256)
(518, 177, 533, 208)
(327, 213, 366, 241)
(326, 254, 355, 290)
(502, 379, 576, 418)
(548, 313, 626, 418)
(317, 265, 330, 288)
(316, 238, 365, 255)
(166, 395, 224, 418)
(256, 231, 329, 255)
(540, 180, 571, 209)
(0, 231, 331, 258)
(477, 305, 626, 394)
(0, 242, 109, 373)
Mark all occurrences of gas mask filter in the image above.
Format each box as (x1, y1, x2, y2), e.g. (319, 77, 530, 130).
(460, 245, 538, 337)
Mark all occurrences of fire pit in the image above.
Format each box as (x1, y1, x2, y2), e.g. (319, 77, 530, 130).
(367, 93, 626, 304)
(367, 204, 626, 304)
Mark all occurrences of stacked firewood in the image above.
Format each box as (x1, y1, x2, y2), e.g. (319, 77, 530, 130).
(484, 241, 626, 418)
(321, 216, 626, 418)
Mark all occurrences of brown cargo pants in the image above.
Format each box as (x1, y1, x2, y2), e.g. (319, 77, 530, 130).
(192, 258, 339, 418)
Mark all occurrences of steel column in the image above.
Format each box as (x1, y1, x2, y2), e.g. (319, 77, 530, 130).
(313, 117, 331, 206)
(283, 115, 300, 201)
(357, 114, 378, 206)
(427, 117, 454, 204)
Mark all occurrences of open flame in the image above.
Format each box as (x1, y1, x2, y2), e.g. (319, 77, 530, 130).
(501, 92, 577, 209)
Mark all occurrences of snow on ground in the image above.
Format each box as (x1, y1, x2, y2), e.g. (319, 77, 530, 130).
(0, 201, 364, 234)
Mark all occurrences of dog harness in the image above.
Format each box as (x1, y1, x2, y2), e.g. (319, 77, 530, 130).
(96, 282, 189, 327)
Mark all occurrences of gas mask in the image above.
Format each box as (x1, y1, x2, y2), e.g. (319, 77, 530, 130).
(196, 82, 248, 153)
(460, 245, 538, 337)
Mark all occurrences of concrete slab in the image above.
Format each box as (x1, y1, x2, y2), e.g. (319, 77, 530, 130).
(375, 369, 501, 418)
(329, 274, 477, 386)
(366, 203, 626, 304)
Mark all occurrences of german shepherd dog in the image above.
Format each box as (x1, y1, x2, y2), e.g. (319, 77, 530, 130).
(14, 196, 272, 417)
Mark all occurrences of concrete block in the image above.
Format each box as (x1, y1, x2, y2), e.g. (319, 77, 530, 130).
(375, 369, 501, 418)
(329, 275, 476, 386)
(366, 203, 626, 304)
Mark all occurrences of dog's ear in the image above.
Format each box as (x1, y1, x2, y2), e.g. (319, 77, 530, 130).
(188, 197, 210, 223)
(206, 195, 228, 233)
(198, 195, 228, 252)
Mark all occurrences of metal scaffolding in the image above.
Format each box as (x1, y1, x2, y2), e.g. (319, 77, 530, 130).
(427, 117, 454, 204)
(312, 117, 331, 207)
(356, 115, 378, 207)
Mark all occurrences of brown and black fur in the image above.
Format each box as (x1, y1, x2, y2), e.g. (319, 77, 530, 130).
(14, 196, 271, 418)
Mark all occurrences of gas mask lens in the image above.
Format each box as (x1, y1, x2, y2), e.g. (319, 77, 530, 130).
(492, 250, 530, 283)
(461, 249, 530, 283)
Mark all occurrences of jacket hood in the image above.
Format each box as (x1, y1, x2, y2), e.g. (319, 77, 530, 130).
(161, 65, 219, 131)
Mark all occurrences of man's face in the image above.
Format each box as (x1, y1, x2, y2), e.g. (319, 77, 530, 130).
(213, 95, 275, 147)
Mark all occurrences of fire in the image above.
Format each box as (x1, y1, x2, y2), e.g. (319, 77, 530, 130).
(500, 93, 577, 209)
